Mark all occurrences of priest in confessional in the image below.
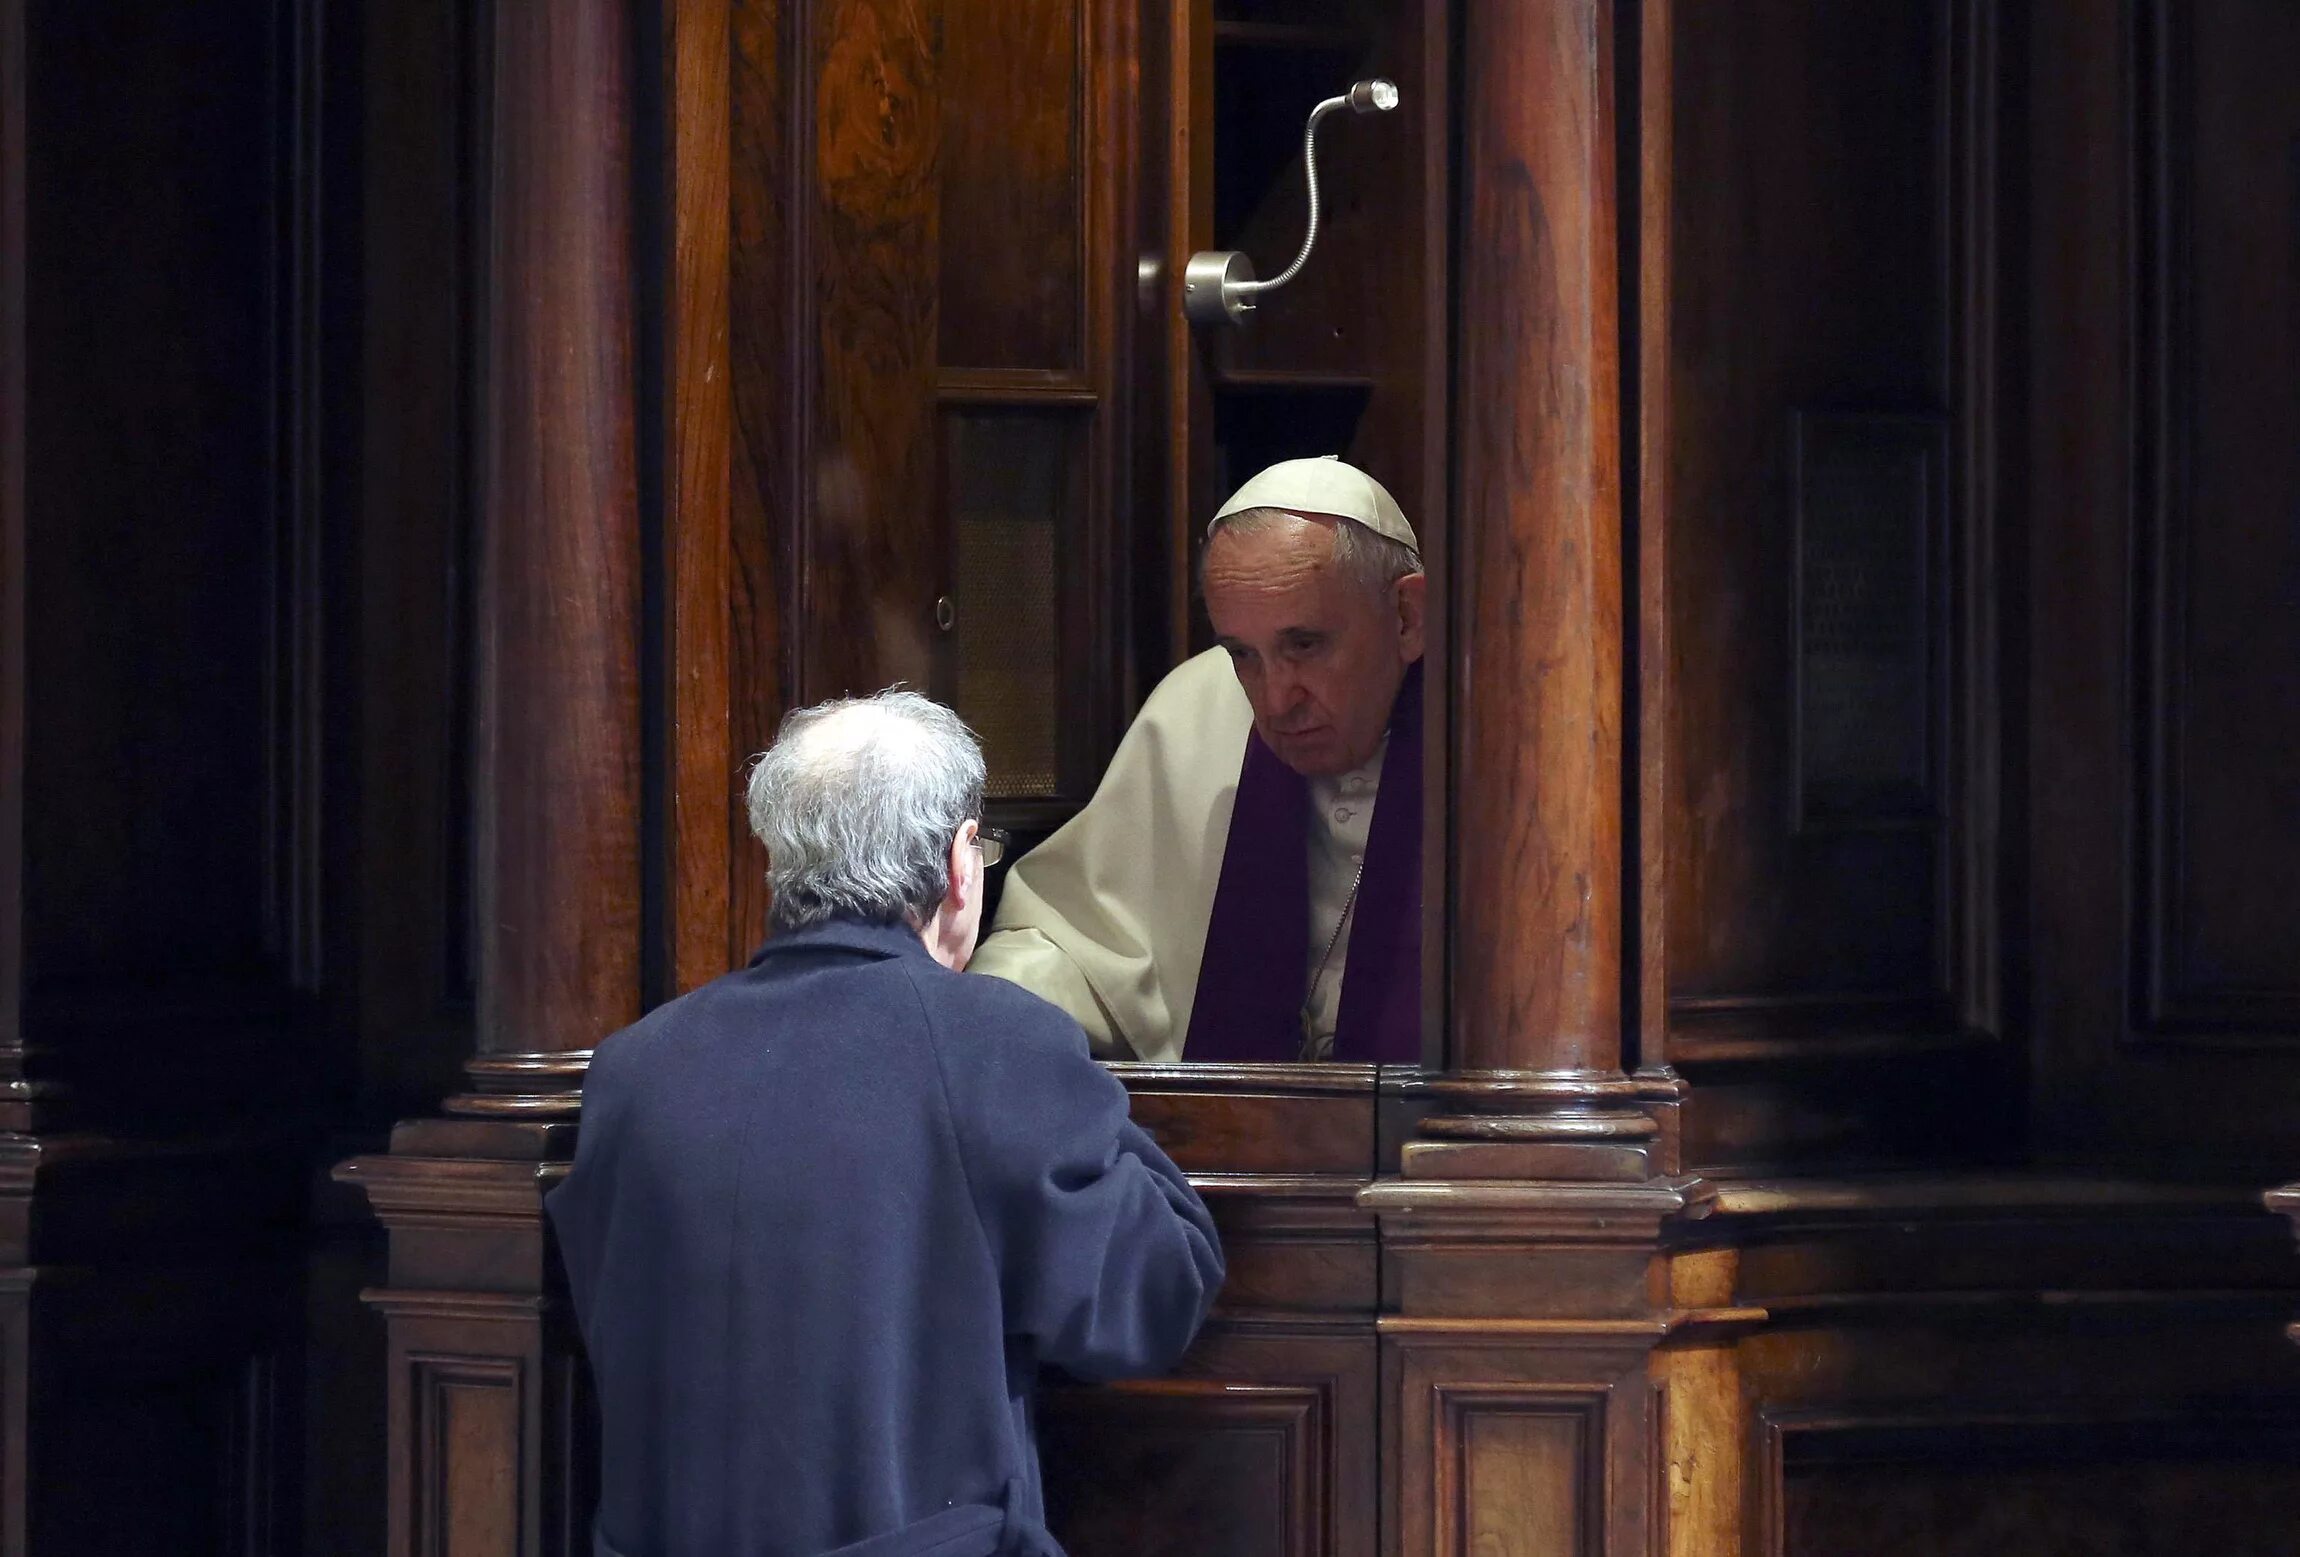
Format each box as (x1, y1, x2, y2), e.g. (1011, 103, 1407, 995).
(972, 457, 1426, 1065)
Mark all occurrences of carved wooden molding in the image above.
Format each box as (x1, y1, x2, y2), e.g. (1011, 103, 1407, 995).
(1390, 1334, 1665, 1557)
(1435, 1385, 1608, 1557)
(1759, 1403, 2300, 1557)
(2128, 0, 2300, 1049)
(1043, 1377, 1328, 1557)
(2271, 1182, 2300, 1346)
(345, 1114, 588, 1557)
(408, 1352, 526, 1557)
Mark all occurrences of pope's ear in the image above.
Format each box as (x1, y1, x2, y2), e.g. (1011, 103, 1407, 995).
(1394, 571, 1428, 663)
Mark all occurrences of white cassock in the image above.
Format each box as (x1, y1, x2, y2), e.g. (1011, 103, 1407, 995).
(969, 647, 1383, 1062)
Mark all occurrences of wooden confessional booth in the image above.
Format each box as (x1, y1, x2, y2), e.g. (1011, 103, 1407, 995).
(8, 0, 2300, 1553)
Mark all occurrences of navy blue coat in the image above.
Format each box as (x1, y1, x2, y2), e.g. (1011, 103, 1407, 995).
(546, 917, 1225, 1557)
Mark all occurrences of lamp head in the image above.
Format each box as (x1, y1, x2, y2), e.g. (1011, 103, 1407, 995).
(1347, 78, 1400, 114)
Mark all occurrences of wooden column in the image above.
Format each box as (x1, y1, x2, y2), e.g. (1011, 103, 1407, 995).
(1365, 7, 1725, 1553)
(1450, 0, 1624, 1084)
(1406, 0, 1673, 1174)
(459, 0, 646, 1112)
(340, 5, 646, 1552)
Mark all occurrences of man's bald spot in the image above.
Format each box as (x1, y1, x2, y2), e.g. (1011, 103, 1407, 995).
(777, 697, 948, 784)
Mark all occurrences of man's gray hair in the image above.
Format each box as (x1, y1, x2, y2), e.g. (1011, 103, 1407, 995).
(745, 690, 987, 933)
(1204, 507, 1424, 597)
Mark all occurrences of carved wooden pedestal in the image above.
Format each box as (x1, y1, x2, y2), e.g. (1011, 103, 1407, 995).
(338, 1117, 591, 1557)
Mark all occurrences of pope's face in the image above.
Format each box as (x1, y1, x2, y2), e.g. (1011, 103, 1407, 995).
(1202, 515, 1426, 777)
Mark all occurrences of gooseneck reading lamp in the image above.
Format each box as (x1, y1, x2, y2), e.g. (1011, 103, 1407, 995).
(1182, 77, 1401, 327)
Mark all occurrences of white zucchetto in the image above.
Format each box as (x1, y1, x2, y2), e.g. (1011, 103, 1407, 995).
(1210, 456, 1419, 554)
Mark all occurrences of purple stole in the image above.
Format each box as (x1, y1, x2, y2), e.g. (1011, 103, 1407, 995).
(1182, 662, 1423, 1064)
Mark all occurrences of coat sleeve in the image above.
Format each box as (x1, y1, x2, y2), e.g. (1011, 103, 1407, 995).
(931, 989, 1226, 1382)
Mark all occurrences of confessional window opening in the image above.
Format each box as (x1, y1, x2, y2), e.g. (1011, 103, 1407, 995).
(1161, 0, 1438, 1075)
(942, 409, 1092, 806)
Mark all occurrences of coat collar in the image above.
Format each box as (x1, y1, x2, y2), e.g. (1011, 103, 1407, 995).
(747, 915, 937, 969)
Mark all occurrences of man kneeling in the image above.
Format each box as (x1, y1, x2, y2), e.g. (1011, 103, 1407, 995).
(549, 691, 1225, 1557)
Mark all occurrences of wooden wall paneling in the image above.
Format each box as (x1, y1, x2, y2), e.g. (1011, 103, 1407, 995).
(355, 0, 485, 1120)
(343, 1140, 587, 1557)
(1660, 0, 1962, 1052)
(936, 0, 1085, 377)
(1632, 0, 1673, 1078)
(2022, 0, 2130, 1160)
(798, 0, 941, 703)
(1124, 0, 1175, 695)
(1947, 0, 2004, 1053)
(1654, 0, 2020, 1175)
(1718, 1177, 2300, 1557)
(329, 12, 491, 1541)
(372, 1286, 593, 1557)
(304, 1174, 390, 1557)
(1650, 1337, 1745, 1557)
(727, 0, 799, 958)
(2273, 1182, 2300, 1347)
(1165, 0, 1214, 662)
(2131, 0, 2300, 1046)
(1765, 1409, 2300, 1557)
(19, 0, 308, 1111)
(1042, 1070, 1381, 1557)
(1410, 0, 1450, 1075)
(2026, 0, 2300, 1164)
(1088, 0, 1135, 763)
(1386, 1334, 1665, 1557)
(0, 1270, 21, 1557)
(934, 0, 1124, 818)
(0, 1135, 309, 1554)
(0, 0, 328, 1546)
(22, 1258, 301, 1552)
(666, 0, 736, 997)
(1043, 1325, 1376, 1557)
(0, 40, 19, 1550)
(0, 0, 21, 1079)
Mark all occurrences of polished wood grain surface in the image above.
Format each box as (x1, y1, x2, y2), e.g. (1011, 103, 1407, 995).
(666, 0, 737, 996)
(1632, 0, 1673, 1074)
(938, 0, 1083, 374)
(1451, 0, 1623, 1076)
(0, 0, 21, 1060)
(1044, 1326, 1376, 1557)
(475, 0, 645, 1058)
(2025, 0, 2300, 1162)
(727, 0, 797, 957)
(802, 0, 941, 701)
(1660, 0, 1958, 1045)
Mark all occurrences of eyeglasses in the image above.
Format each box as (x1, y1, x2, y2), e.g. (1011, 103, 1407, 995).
(973, 824, 1010, 868)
